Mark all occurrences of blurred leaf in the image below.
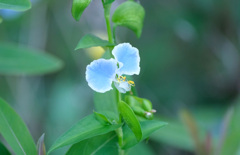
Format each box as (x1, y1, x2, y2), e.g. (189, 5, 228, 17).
(71, 0, 92, 21)
(37, 134, 46, 155)
(48, 114, 122, 154)
(150, 118, 195, 151)
(122, 120, 167, 149)
(0, 43, 63, 75)
(128, 142, 155, 155)
(112, 1, 145, 38)
(221, 100, 240, 155)
(215, 107, 233, 155)
(0, 17, 2, 24)
(0, 0, 31, 11)
(94, 88, 119, 121)
(66, 132, 118, 155)
(119, 101, 142, 142)
(180, 109, 205, 155)
(0, 142, 11, 155)
(0, 98, 37, 155)
(75, 34, 114, 50)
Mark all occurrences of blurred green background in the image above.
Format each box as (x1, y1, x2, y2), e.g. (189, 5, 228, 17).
(1, 0, 240, 154)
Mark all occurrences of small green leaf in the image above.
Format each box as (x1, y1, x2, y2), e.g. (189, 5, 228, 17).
(37, 134, 46, 155)
(48, 114, 122, 154)
(66, 132, 118, 155)
(112, 1, 145, 38)
(94, 88, 119, 121)
(75, 34, 114, 50)
(122, 120, 167, 149)
(0, 142, 11, 155)
(71, 0, 91, 21)
(0, 98, 37, 155)
(0, 0, 31, 11)
(94, 111, 119, 125)
(94, 111, 111, 125)
(0, 42, 63, 76)
(119, 101, 142, 142)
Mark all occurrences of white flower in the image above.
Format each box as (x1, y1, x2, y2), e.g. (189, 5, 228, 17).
(86, 43, 140, 93)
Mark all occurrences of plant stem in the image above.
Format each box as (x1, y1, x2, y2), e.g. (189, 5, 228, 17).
(102, 2, 125, 155)
(103, 3, 114, 44)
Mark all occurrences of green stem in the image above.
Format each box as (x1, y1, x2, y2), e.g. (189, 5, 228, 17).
(102, 2, 124, 155)
(103, 3, 114, 44)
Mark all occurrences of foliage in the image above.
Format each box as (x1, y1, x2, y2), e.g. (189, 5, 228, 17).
(0, 0, 240, 155)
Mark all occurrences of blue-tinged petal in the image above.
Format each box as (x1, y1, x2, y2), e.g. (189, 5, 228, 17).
(86, 58, 117, 93)
(114, 81, 131, 93)
(112, 43, 140, 75)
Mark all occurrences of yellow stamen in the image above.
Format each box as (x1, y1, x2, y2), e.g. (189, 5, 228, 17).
(128, 80, 135, 86)
(117, 76, 135, 87)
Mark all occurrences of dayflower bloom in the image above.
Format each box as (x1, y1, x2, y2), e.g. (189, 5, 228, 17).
(86, 43, 140, 93)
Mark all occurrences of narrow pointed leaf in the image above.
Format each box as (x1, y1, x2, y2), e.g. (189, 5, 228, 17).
(75, 34, 114, 50)
(66, 132, 118, 155)
(48, 114, 122, 154)
(0, 98, 37, 155)
(0, 43, 63, 75)
(119, 101, 142, 141)
(71, 0, 92, 21)
(0, 142, 11, 155)
(0, 0, 31, 11)
(122, 120, 167, 149)
(112, 1, 145, 38)
(37, 134, 46, 155)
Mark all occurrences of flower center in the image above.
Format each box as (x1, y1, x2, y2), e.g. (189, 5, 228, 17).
(117, 76, 135, 86)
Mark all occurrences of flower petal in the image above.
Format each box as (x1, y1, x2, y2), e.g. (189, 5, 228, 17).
(112, 43, 140, 75)
(114, 81, 131, 93)
(86, 58, 117, 93)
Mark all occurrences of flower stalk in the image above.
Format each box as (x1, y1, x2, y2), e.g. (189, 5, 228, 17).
(102, 2, 125, 155)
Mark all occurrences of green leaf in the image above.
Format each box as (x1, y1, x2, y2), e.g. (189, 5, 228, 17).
(94, 111, 111, 125)
(0, 17, 2, 24)
(66, 132, 118, 155)
(221, 101, 240, 155)
(94, 111, 119, 125)
(94, 88, 119, 121)
(37, 134, 46, 155)
(0, 0, 31, 11)
(122, 120, 167, 149)
(75, 34, 114, 50)
(119, 101, 142, 142)
(0, 98, 37, 155)
(0, 142, 11, 155)
(0, 42, 63, 76)
(112, 1, 145, 38)
(48, 114, 122, 154)
(71, 0, 92, 21)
